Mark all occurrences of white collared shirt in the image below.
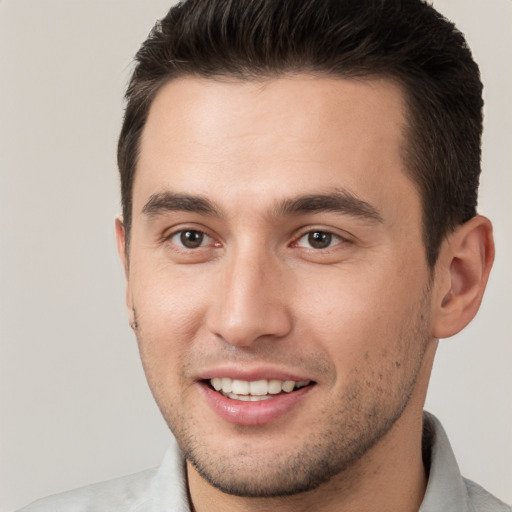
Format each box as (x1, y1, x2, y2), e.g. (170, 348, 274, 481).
(15, 413, 511, 512)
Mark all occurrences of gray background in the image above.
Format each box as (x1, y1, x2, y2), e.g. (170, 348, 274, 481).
(1, 0, 511, 510)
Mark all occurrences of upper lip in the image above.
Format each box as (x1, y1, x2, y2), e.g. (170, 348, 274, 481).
(195, 365, 315, 383)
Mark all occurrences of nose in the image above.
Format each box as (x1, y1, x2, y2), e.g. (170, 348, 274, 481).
(206, 248, 293, 347)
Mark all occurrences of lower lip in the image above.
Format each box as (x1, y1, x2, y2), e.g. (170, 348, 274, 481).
(199, 382, 314, 426)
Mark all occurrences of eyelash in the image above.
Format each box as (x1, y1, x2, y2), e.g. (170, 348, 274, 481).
(293, 230, 346, 250)
(168, 229, 217, 250)
(165, 227, 349, 253)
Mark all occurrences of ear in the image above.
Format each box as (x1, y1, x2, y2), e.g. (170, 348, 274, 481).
(115, 217, 129, 279)
(115, 217, 135, 320)
(432, 215, 494, 339)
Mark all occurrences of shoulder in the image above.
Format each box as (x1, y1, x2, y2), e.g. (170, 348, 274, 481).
(14, 468, 158, 512)
(464, 478, 512, 512)
(421, 412, 511, 512)
(13, 441, 188, 512)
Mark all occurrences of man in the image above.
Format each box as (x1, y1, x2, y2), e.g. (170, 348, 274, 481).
(17, 0, 510, 511)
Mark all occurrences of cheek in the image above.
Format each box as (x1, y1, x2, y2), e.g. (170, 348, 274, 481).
(129, 265, 212, 383)
(132, 260, 210, 329)
(296, 265, 428, 371)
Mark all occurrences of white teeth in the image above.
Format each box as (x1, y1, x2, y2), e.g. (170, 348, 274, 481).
(221, 377, 232, 393)
(226, 392, 274, 402)
(282, 380, 295, 392)
(209, 377, 311, 398)
(231, 379, 249, 395)
(249, 380, 268, 396)
(268, 379, 282, 394)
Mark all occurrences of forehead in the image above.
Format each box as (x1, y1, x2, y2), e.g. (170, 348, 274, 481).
(134, 74, 417, 222)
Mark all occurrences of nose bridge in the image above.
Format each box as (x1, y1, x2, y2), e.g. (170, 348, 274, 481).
(208, 241, 292, 346)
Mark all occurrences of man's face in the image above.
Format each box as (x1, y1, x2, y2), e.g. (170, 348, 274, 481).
(119, 75, 437, 496)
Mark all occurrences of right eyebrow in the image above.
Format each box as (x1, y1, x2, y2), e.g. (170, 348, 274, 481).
(142, 192, 221, 217)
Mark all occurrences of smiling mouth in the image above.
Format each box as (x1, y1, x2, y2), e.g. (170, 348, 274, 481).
(206, 378, 313, 402)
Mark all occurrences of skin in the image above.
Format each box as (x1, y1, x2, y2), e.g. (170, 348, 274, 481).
(116, 75, 494, 512)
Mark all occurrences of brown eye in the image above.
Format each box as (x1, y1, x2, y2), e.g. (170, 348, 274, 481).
(172, 230, 209, 249)
(306, 231, 333, 249)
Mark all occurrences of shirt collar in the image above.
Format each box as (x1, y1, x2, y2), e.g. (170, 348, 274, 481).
(419, 412, 473, 512)
(145, 437, 191, 512)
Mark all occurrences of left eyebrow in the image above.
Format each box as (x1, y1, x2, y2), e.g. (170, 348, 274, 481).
(275, 190, 383, 223)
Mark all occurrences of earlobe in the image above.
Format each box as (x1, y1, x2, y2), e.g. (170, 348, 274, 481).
(433, 215, 494, 339)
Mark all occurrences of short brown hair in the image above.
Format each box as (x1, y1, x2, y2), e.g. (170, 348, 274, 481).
(118, 0, 483, 267)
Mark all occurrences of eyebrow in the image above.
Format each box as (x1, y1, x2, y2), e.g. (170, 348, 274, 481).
(142, 192, 220, 217)
(276, 190, 383, 223)
(141, 189, 383, 223)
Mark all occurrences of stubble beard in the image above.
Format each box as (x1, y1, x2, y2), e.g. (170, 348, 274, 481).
(137, 295, 431, 498)
(181, 369, 423, 498)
